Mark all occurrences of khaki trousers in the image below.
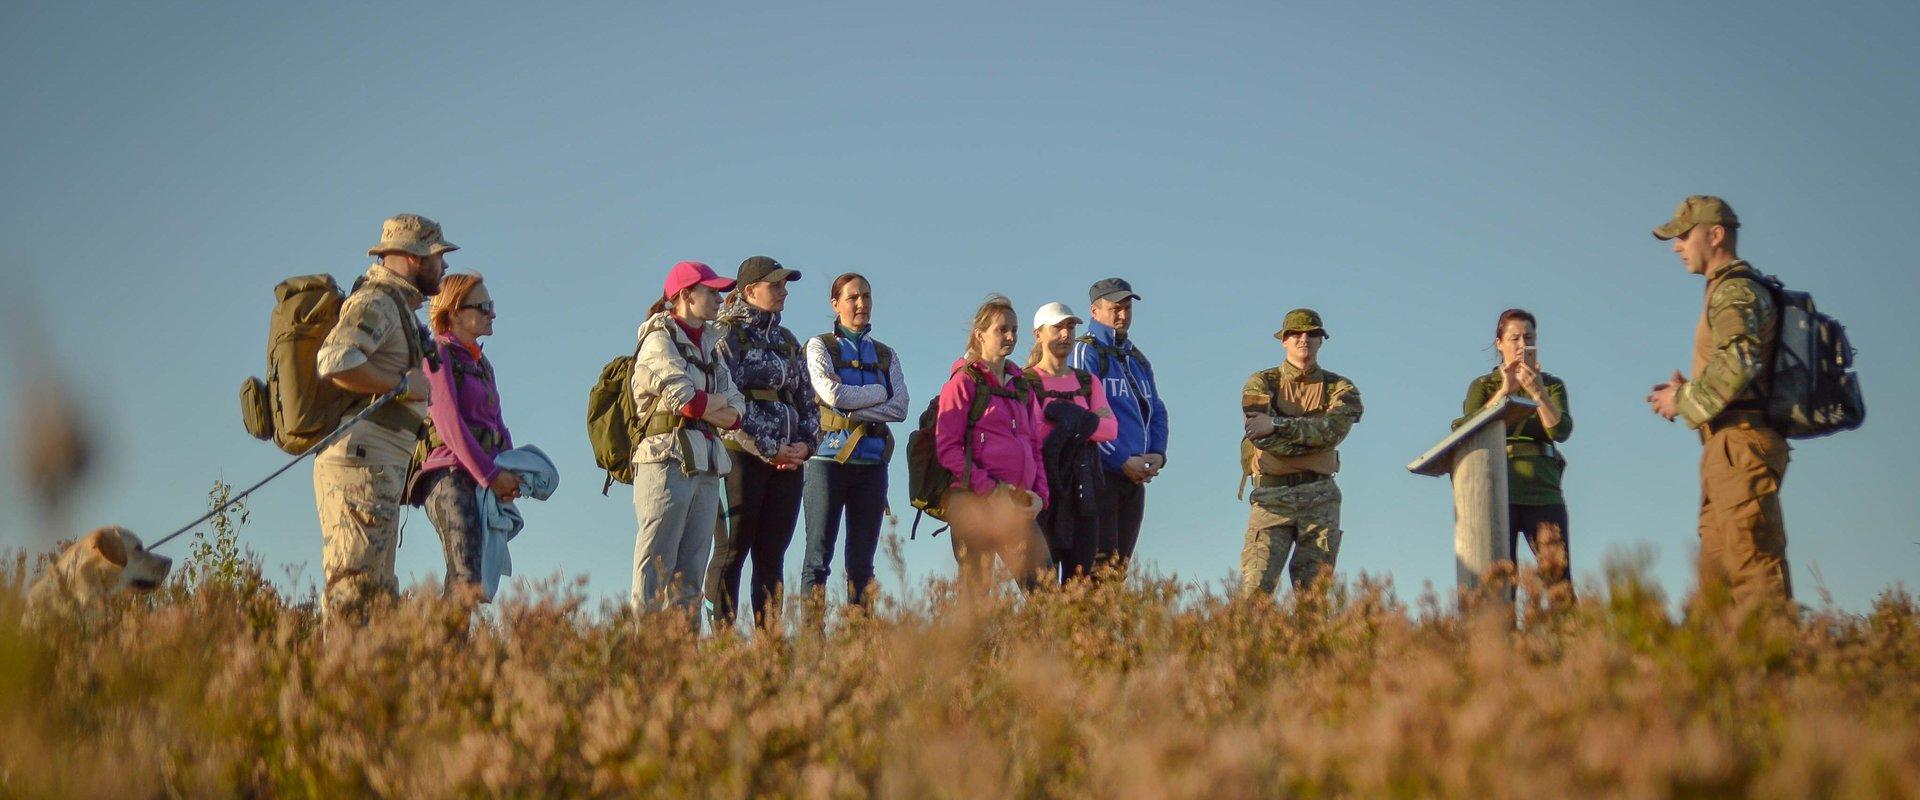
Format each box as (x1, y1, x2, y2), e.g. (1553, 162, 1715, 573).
(313, 456, 407, 625)
(1698, 425, 1792, 606)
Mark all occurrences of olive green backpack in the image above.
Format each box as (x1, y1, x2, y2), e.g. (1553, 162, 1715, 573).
(240, 274, 426, 455)
(239, 275, 359, 454)
(586, 343, 645, 494)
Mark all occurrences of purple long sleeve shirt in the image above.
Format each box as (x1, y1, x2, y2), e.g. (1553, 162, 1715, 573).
(419, 333, 512, 486)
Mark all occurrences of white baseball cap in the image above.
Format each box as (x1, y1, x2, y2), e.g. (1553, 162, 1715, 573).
(1032, 301, 1083, 331)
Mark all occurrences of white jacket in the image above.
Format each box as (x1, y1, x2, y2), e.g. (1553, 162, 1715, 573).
(628, 312, 745, 474)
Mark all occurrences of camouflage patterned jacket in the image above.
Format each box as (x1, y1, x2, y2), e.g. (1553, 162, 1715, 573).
(1677, 260, 1777, 429)
(1241, 362, 1363, 477)
(713, 301, 821, 460)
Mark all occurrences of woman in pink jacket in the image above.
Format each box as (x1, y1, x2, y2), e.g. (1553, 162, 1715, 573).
(935, 294, 1052, 593)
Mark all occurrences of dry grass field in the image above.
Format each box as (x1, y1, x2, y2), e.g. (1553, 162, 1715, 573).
(2, 540, 1917, 799)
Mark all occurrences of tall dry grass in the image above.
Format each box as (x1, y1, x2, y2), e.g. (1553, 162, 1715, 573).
(2, 545, 1916, 799)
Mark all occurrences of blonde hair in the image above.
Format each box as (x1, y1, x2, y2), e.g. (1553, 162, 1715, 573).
(428, 272, 485, 334)
(963, 294, 1017, 364)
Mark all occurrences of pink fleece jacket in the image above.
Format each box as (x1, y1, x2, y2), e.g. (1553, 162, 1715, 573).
(935, 359, 1049, 506)
(1025, 367, 1118, 445)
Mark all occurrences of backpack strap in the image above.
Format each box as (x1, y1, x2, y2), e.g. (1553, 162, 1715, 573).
(1022, 369, 1096, 403)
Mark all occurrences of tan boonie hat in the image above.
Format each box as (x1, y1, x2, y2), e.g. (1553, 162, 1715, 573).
(1274, 308, 1328, 340)
(1651, 195, 1739, 240)
(368, 213, 459, 257)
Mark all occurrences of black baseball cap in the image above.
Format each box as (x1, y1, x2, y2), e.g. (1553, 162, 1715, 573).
(738, 255, 802, 285)
(1089, 277, 1140, 304)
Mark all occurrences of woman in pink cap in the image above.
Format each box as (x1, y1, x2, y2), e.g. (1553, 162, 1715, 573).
(934, 294, 1051, 593)
(628, 261, 746, 625)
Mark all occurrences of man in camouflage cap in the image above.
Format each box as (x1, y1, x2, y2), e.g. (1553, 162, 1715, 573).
(1645, 196, 1792, 609)
(1237, 308, 1363, 597)
(311, 213, 455, 625)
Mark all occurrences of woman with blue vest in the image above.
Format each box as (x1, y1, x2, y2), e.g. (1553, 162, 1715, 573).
(801, 273, 909, 610)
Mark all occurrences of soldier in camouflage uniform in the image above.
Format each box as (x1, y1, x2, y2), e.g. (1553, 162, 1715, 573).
(1238, 309, 1364, 597)
(313, 213, 452, 625)
(1646, 196, 1791, 607)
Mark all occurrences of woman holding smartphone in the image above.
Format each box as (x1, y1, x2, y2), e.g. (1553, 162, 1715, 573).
(1458, 308, 1575, 603)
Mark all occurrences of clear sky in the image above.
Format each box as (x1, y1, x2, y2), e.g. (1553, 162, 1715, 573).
(3, 1, 1915, 612)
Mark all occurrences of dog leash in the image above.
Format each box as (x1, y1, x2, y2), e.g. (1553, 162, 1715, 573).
(148, 383, 408, 552)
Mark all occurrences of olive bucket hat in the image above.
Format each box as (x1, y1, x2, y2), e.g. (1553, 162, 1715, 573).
(1273, 308, 1329, 340)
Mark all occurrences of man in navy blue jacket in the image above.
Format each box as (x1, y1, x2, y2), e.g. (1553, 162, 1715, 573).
(1068, 278, 1169, 569)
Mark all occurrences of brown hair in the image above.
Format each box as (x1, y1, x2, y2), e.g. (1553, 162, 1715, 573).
(830, 272, 869, 301)
(1494, 308, 1537, 342)
(1493, 308, 1536, 362)
(963, 294, 1017, 364)
(428, 272, 485, 334)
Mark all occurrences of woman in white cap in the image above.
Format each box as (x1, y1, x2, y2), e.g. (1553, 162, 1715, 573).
(1025, 301, 1118, 583)
(629, 261, 745, 625)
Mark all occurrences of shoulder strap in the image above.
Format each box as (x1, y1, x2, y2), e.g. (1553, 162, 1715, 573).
(1075, 369, 1094, 400)
(965, 366, 994, 423)
(812, 332, 839, 363)
(370, 284, 429, 370)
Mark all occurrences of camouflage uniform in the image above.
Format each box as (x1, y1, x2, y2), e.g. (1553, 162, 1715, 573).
(311, 214, 452, 623)
(1654, 197, 1791, 606)
(1238, 309, 1363, 597)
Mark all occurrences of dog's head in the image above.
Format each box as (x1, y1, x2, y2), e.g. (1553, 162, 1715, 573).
(98, 527, 172, 591)
(24, 526, 172, 627)
(67, 526, 171, 592)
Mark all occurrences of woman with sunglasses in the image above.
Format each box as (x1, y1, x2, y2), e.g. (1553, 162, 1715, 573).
(411, 272, 519, 604)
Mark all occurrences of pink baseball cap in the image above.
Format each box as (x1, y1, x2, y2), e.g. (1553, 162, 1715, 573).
(662, 261, 736, 298)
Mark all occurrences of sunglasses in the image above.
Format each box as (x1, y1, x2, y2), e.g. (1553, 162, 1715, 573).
(459, 300, 495, 315)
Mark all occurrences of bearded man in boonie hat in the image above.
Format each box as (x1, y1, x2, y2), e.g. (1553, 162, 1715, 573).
(1236, 307, 1363, 599)
(1644, 194, 1794, 610)
(367, 212, 458, 296)
(309, 213, 454, 625)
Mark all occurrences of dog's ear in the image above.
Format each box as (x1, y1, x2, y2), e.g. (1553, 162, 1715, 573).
(83, 527, 129, 567)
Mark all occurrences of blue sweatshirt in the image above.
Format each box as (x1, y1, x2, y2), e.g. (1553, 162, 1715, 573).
(1068, 319, 1169, 473)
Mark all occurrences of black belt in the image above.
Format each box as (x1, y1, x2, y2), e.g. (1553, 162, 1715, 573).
(1252, 472, 1328, 489)
(1702, 410, 1770, 437)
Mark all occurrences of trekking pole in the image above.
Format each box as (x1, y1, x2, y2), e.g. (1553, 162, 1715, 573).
(148, 381, 408, 552)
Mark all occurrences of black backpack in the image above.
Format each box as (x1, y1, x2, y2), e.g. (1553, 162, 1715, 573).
(1752, 271, 1866, 439)
(904, 364, 1030, 537)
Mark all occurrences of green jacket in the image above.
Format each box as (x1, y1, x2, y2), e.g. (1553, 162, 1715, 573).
(1677, 259, 1776, 429)
(1457, 369, 1573, 507)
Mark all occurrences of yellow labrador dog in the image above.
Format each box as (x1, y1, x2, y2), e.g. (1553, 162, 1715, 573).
(25, 526, 172, 626)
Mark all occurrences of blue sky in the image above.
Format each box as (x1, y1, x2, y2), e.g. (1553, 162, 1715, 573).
(3, 1, 1915, 612)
